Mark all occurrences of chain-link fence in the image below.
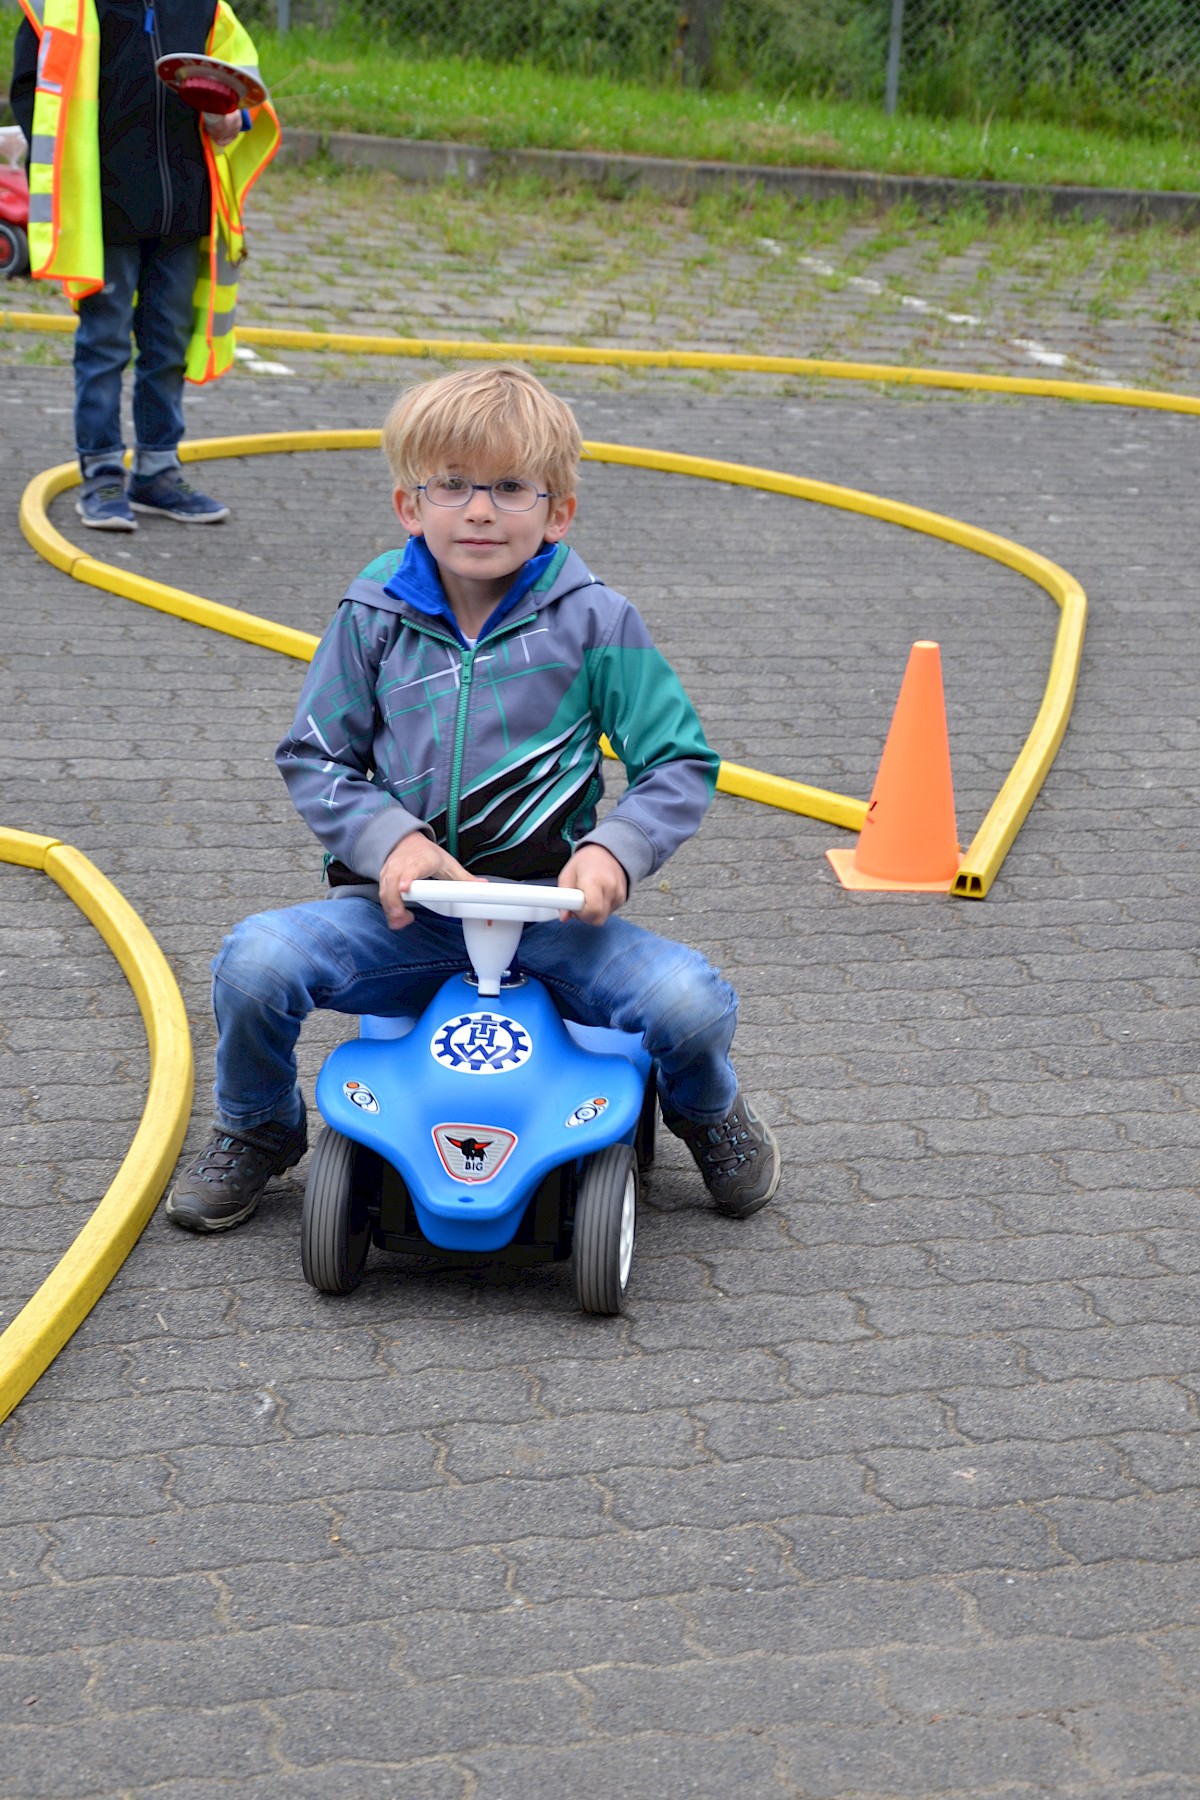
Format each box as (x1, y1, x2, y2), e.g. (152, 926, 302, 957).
(889, 0, 1200, 130)
(245, 0, 1200, 132)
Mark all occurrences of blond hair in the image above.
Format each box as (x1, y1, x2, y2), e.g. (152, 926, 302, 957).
(383, 365, 582, 497)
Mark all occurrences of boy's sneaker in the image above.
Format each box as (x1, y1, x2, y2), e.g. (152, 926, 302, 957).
(128, 469, 230, 524)
(165, 1115, 308, 1233)
(76, 477, 136, 532)
(668, 1092, 781, 1217)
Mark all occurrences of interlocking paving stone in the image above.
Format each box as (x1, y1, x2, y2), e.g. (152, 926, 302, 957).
(2, 160, 1200, 1793)
(1043, 1495, 1200, 1563)
(91, 1621, 401, 1711)
(876, 1634, 1167, 1713)
(864, 1438, 1139, 1506)
(8, 1573, 224, 1655)
(778, 1716, 1081, 1794)
(460, 1735, 783, 1800)
(270, 1675, 591, 1762)
(1076, 1705, 1200, 1781)
(0, 1711, 275, 1799)
(966, 1561, 1200, 1638)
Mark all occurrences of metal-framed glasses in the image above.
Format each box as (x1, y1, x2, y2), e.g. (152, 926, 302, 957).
(417, 476, 551, 513)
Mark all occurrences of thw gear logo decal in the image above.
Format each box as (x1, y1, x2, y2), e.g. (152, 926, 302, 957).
(433, 1124, 518, 1184)
(431, 1011, 532, 1075)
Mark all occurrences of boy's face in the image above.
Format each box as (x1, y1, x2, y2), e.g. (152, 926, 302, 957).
(394, 463, 575, 610)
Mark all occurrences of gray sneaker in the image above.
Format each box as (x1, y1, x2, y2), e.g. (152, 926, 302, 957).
(76, 476, 136, 531)
(166, 1114, 308, 1233)
(128, 469, 230, 523)
(668, 1093, 781, 1217)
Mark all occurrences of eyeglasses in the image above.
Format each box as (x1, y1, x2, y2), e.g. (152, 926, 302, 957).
(417, 476, 551, 513)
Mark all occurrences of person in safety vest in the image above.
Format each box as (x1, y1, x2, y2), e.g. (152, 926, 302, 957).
(9, 1, 279, 530)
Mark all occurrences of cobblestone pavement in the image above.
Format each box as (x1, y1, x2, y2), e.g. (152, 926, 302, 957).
(1, 164, 1199, 1797)
(7, 159, 1200, 392)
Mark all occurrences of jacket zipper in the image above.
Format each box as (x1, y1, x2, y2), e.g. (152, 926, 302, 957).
(406, 611, 537, 859)
(143, 4, 173, 236)
(446, 647, 476, 858)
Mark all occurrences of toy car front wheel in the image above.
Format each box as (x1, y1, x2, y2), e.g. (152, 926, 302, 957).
(301, 1126, 374, 1294)
(0, 223, 29, 279)
(572, 1141, 637, 1316)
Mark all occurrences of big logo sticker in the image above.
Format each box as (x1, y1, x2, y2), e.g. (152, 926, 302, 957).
(433, 1124, 518, 1184)
(432, 1011, 532, 1075)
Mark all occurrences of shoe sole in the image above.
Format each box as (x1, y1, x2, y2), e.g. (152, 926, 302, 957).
(76, 508, 136, 532)
(165, 1187, 263, 1232)
(164, 1141, 306, 1233)
(130, 501, 230, 524)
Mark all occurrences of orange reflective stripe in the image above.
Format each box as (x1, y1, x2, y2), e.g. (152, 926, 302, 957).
(26, 0, 102, 293)
(38, 23, 79, 88)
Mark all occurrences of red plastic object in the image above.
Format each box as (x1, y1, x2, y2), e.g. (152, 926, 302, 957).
(0, 167, 29, 228)
(174, 74, 241, 114)
(156, 53, 265, 113)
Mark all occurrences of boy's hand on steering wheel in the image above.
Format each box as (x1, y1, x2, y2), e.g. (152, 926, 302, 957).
(379, 836, 479, 930)
(559, 844, 628, 926)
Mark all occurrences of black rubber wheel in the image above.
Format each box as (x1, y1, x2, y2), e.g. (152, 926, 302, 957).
(635, 1075, 657, 1171)
(0, 222, 29, 279)
(572, 1141, 637, 1316)
(301, 1126, 372, 1294)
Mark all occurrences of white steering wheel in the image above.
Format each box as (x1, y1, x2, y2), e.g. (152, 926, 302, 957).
(406, 880, 584, 996)
(407, 879, 585, 924)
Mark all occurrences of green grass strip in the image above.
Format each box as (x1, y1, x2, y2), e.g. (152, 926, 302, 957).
(5, 11, 1193, 195)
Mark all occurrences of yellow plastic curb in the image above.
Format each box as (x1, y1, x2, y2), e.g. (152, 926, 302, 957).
(5, 307, 1200, 416)
(20, 431, 1085, 896)
(0, 831, 194, 1426)
(585, 442, 1087, 898)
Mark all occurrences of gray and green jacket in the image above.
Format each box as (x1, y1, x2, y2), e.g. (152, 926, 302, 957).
(276, 537, 720, 889)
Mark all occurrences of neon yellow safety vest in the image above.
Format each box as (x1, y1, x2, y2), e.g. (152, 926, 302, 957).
(17, 0, 279, 383)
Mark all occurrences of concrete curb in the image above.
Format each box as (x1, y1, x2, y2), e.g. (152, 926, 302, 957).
(275, 128, 1200, 227)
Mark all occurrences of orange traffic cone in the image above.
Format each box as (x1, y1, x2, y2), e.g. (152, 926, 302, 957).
(826, 641, 963, 892)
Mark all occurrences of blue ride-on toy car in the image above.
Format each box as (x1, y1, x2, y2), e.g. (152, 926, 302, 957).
(300, 880, 657, 1314)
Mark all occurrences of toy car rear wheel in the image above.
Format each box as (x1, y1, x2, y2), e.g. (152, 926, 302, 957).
(0, 223, 28, 279)
(572, 1142, 637, 1316)
(301, 1126, 373, 1294)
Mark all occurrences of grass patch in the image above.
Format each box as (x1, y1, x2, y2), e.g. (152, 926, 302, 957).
(255, 27, 1199, 192)
(3, 13, 1197, 192)
(248, 159, 1200, 370)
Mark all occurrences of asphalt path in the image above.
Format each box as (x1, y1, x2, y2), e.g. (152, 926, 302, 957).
(1, 197, 1198, 1796)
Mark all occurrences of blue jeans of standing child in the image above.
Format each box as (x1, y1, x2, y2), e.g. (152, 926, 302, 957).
(74, 237, 199, 483)
(211, 894, 739, 1134)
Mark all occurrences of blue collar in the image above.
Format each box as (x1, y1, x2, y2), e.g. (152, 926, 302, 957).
(382, 536, 565, 645)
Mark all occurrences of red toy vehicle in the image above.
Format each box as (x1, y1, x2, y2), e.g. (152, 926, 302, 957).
(0, 125, 30, 279)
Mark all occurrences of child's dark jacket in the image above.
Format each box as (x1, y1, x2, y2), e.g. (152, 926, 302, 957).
(11, 0, 218, 242)
(276, 539, 720, 889)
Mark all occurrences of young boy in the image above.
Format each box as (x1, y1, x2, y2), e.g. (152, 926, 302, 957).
(167, 366, 781, 1232)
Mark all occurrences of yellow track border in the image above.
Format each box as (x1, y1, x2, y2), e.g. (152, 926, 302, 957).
(0, 828, 194, 1426)
(5, 307, 1200, 417)
(20, 431, 1086, 899)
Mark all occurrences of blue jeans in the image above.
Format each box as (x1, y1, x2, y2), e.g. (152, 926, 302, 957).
(74, 237, 198, 483)
(210, 895, 739, 1133)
